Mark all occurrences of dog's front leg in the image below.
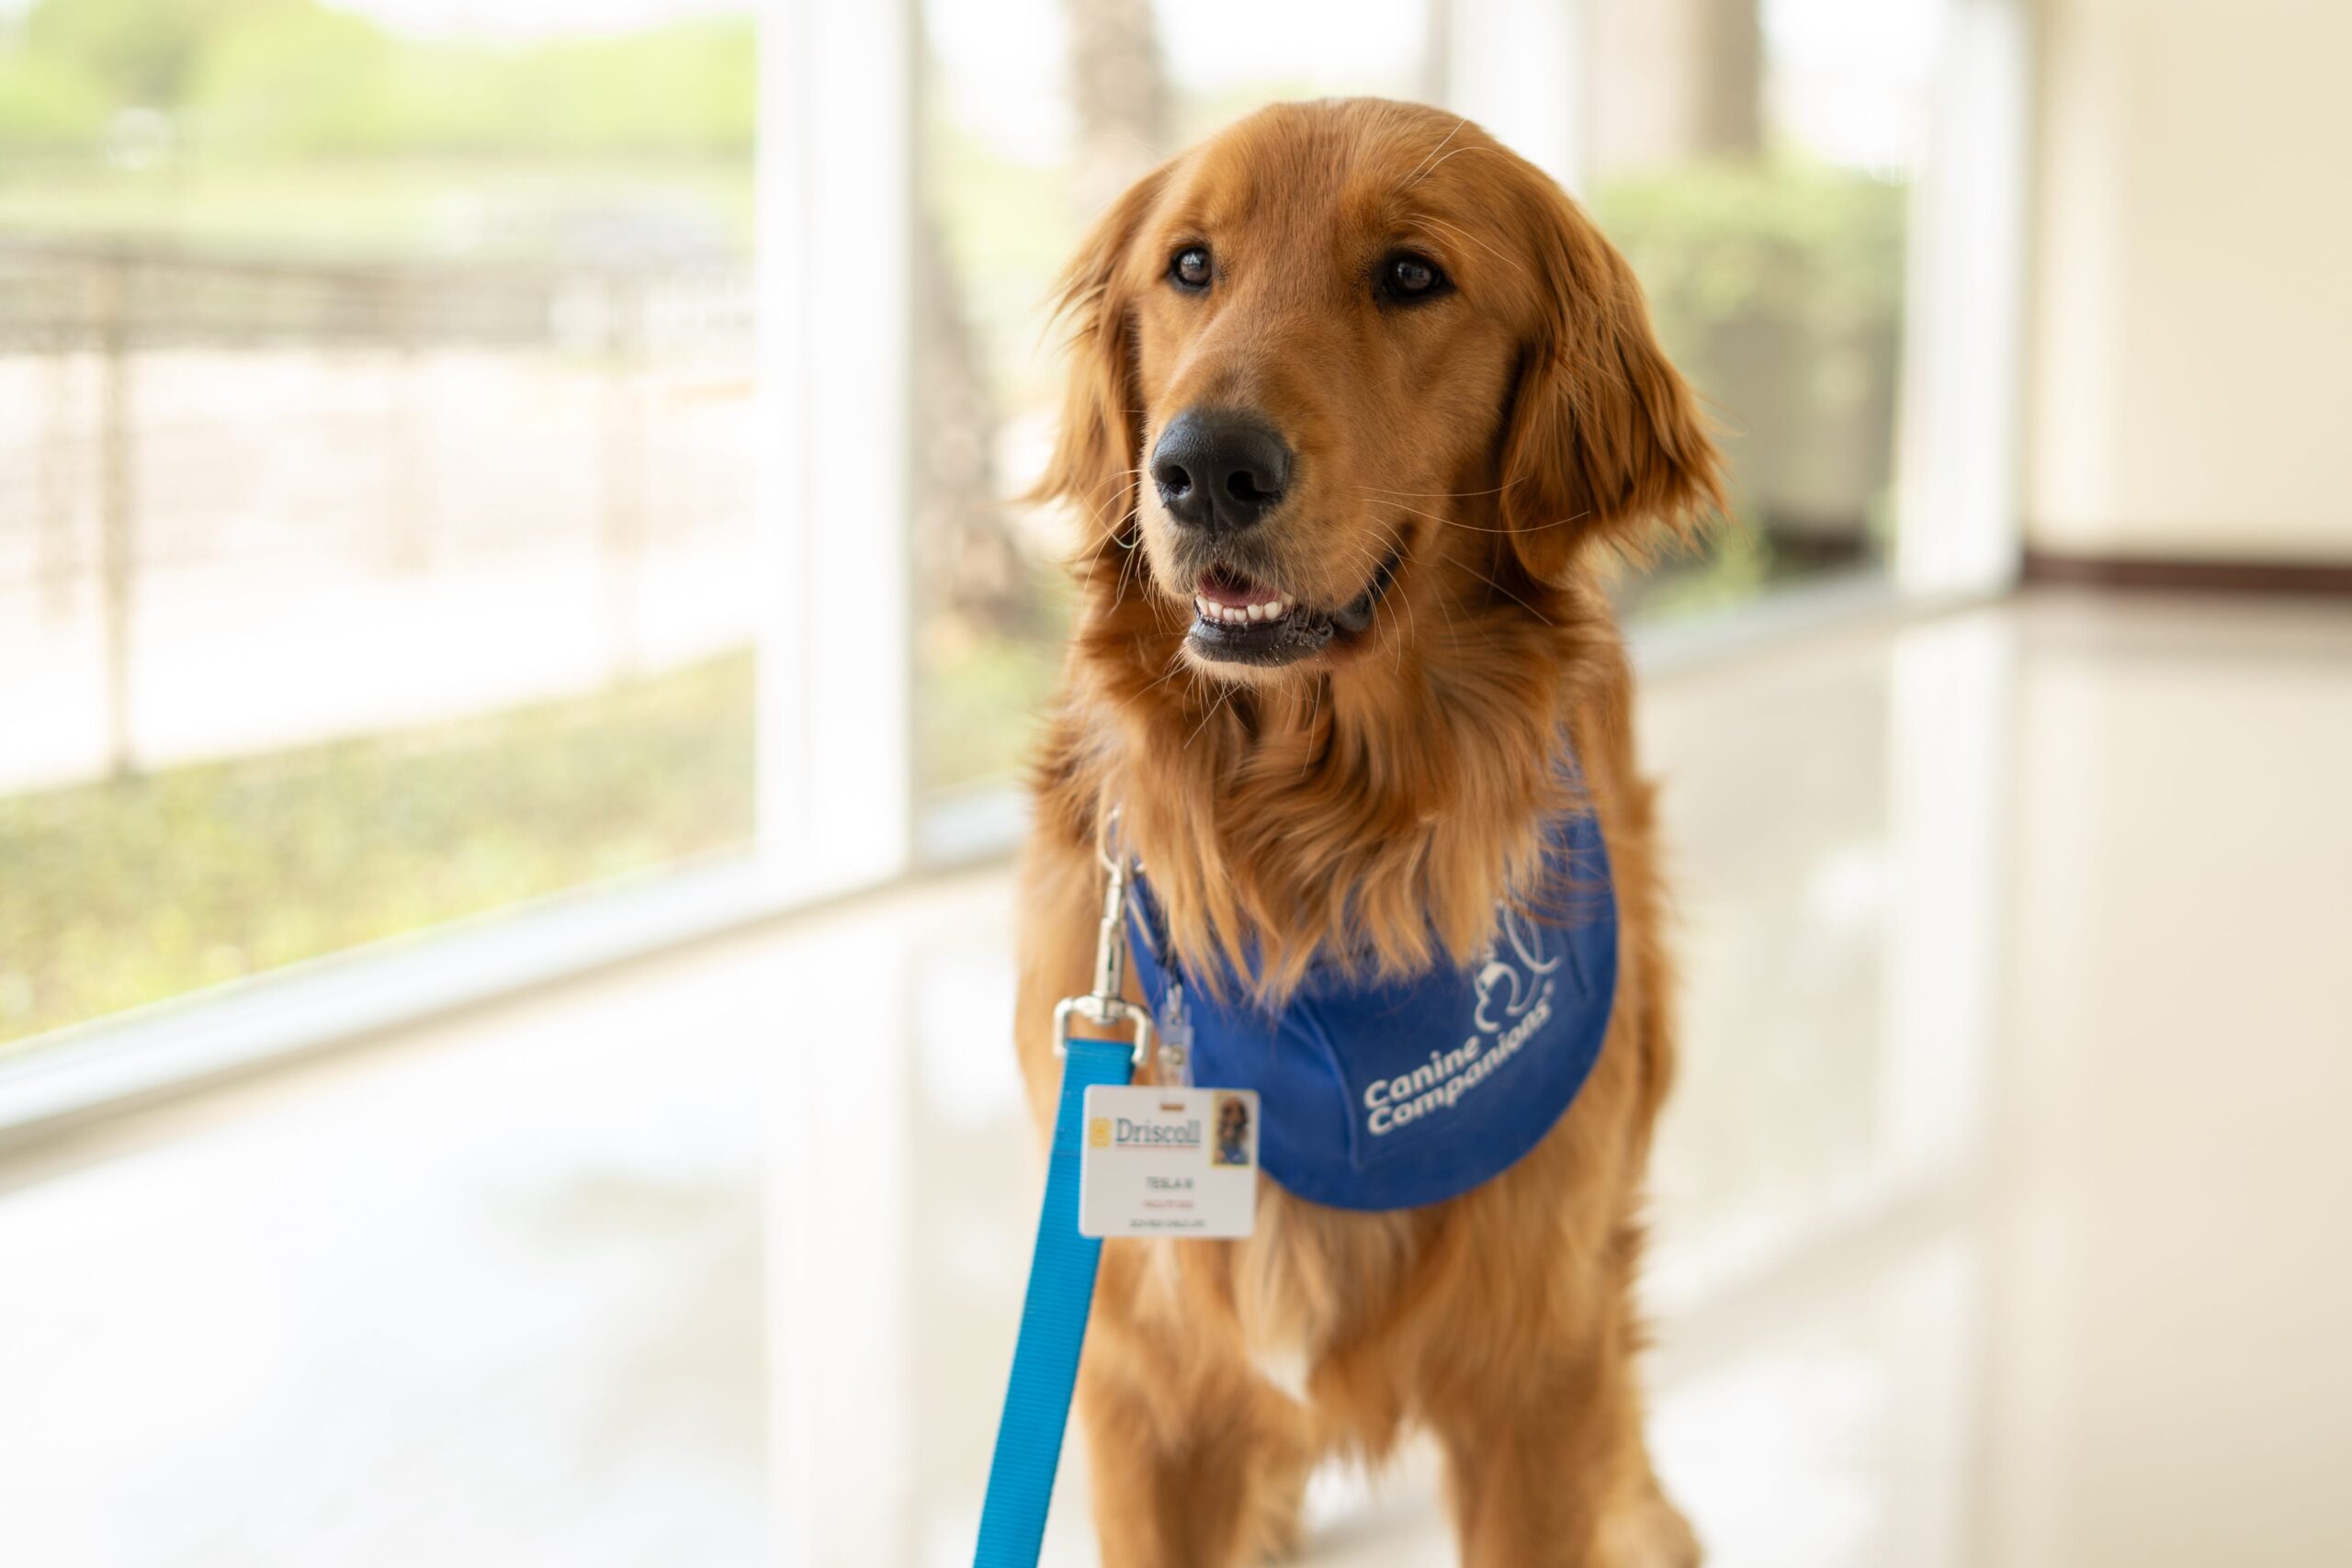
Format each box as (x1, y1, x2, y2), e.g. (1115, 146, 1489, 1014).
(1077, 1246, 1314, 1567)
(1430, 1330, 1694, 1568)
(1013, 833, 1311, 1564)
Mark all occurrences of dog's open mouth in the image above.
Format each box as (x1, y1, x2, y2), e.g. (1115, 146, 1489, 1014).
(1185, 556, 1399, 667)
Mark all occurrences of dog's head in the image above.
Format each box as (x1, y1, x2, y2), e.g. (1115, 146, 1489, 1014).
(1038, 98, 1722, 680)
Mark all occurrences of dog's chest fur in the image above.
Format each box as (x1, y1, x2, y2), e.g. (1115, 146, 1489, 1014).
(1134, 1181, 1432, 1403)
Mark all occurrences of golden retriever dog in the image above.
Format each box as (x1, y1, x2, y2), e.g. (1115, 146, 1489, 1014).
(1013, 98, 1722, 1566)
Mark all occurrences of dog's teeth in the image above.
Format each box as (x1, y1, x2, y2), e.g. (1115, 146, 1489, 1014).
(1194, 592, 1295, 627)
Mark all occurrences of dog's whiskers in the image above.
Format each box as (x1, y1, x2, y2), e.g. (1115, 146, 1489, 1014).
(1407, 212, 1528, 282)
(1358, 491, 1593, 536)
(1461, 564, 1557, 626)
(1408, 142, 1498, 189)
(1140, 639, 1193, 695)
(1401, 118, 1469, 187)
(1354, 481, 1515, 501)
(1074, 470, 1149, 584)
(1297, 676, 1323, 780)
(1183, 682, 1236, 750)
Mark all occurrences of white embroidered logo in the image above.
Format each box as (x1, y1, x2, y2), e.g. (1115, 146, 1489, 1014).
(1362, 908, 1561, 1138)
(1473, 904, 1563, 1032)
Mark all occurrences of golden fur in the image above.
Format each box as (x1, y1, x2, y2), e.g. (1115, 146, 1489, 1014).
(1012, 99, 1724, 1566)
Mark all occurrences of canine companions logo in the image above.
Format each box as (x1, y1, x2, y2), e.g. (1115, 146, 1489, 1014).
(1363, 906, 1562, 1138)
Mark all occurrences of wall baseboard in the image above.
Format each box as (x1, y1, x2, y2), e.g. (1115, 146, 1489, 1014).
(2022, 548, 2352, 598)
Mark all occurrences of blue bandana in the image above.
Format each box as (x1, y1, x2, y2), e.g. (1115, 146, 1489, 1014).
(1125, 805, 1618, 1213)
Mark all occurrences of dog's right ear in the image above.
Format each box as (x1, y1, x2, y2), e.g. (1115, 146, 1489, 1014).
(1495, 171, 1724, 583)
(1033, 169, 1167, 554)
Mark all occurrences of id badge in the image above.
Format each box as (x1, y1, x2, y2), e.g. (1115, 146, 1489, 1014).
(1078, 1086, 1258, 1238)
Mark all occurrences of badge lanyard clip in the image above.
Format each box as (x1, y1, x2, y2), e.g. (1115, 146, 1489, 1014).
(1051, 807, 1154, 1071)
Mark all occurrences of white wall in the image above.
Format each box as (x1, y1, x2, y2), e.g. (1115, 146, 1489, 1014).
(2028, 0, 2352, 564)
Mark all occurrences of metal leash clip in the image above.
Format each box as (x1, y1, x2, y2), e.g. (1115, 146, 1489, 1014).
(1052, 807, 1155, 1070)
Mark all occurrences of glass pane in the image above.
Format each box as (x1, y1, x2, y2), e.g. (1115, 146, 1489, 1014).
(0, 3, 759, 1053)
(1589, 0, 1939, 616)
(911, 0, 1432, 819)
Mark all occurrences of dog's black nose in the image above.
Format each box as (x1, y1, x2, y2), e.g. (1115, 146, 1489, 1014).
(1150, 409, 1292, 534)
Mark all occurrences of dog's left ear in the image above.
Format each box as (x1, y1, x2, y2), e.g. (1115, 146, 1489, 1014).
(1498, 180, 1725, 582)
(1032, 167, 1168, 555)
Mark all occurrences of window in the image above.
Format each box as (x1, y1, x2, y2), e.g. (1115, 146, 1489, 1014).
(0, 0, 2023, 1112)
(0, 0, 761, 1055)
(1582, 0, 1942, 615)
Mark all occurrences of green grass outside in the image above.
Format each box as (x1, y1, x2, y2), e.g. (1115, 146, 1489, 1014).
(0, 650, 755, 1052)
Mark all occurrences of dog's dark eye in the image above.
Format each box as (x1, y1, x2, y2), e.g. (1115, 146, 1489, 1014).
(1379, 252, 1448, 302)
(1170, 246, 1212, 290)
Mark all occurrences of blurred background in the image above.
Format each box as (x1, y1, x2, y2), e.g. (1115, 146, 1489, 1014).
(1, 1, 2347, 1565)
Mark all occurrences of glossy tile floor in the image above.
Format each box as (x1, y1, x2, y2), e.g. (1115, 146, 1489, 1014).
(4, 592, 2349, 1567)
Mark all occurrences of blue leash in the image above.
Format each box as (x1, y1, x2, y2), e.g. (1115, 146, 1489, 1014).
(972, 1032, 1135, 1567)
(975, 813, 1154, 1567)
